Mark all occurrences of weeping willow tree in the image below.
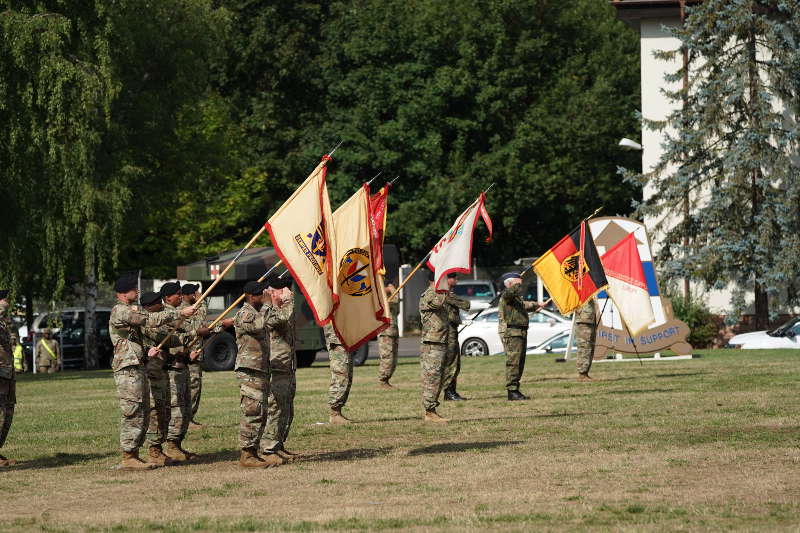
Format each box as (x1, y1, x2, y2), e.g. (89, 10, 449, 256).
(0, 1, 226, 366)
(630, 0, 800, 328)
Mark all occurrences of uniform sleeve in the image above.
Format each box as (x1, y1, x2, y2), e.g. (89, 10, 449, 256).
(419, 291, 446, 311)
(523, 301, 537, 311)
(236, 310, 261, 335)
(446, 293, 471, 311)
(144, 308, 179, 328)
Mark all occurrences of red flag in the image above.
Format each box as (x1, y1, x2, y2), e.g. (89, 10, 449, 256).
(369, 185, 390, 274)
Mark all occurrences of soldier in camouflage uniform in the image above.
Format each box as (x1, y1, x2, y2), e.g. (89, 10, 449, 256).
(418, 271, 460, 423)
(0, 290, 17, 467)
(179, 284, 207, 428)
(442, 273, 470, 401)
(498, 272, 537, 401)
(262, 277, 298, 461)
(377, 283, 400, 389)
(160, 282, 202, 462)
(234, 280, 285, 468)
(325, 323, 353, 424)
(574, 299, 597, 382)
(109, 274, 194, 471)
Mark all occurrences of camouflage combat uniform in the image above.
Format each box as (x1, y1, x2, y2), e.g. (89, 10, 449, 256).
(442, 292, 470, 391)
(377, 299, 400, 383)
(141, 318, 184, 448)
(325, 323, 352, 410)
(418, 287, 449, 411)
(234, 301, 280, 451)
(498, 284, 535, 391)
(263, 293, 296, 453)
(109, 302, 177, 452)
(162, 303, 195, 443)
(574, 300, 597, 375)
(35, 337, 61, 373)
(179, 300, 207, 421)
(0, 304, 15, 452)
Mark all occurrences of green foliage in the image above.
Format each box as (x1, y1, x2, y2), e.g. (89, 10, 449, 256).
(671, 296, 718, 348)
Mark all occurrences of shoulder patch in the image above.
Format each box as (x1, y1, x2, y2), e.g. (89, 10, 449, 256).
(240, 310, 256, 323)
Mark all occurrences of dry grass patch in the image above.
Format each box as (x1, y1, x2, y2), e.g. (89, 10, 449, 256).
(1, 349, 800, 531)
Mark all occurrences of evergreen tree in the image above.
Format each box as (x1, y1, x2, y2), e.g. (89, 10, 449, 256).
(630, 0, 800, 328)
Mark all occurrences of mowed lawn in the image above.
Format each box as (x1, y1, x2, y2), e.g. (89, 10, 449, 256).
(1, 348, 799, 532)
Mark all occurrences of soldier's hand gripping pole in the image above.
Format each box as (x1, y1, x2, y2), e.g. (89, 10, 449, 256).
(387, 252, 431, 302)
(186, 260, 284, 352)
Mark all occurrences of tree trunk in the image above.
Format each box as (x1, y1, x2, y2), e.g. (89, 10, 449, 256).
(753, 281, 768, 330)
(84, 248, 99, 370)
(24, 284, 34, 333)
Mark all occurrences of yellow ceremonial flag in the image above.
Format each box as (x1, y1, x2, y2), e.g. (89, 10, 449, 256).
(330, 184, 390, 350)
(265, 156, 336, 325)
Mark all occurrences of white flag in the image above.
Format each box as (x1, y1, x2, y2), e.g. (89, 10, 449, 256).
(426, 192, 493, 292)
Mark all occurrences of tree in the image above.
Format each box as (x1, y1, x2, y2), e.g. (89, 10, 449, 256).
(630, 0, 800, 328)
(0, 1, 227, 366)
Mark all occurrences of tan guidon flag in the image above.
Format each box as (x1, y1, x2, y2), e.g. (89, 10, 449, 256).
(330, 184, 390, 350)
(265, 155, 336, 325)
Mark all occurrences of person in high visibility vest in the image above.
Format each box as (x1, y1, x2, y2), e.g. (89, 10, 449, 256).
(11, 333, 24, 373)
(35, 328, 61, 374)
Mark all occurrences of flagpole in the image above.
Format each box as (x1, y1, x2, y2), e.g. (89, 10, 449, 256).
(387, 183, 495, 303)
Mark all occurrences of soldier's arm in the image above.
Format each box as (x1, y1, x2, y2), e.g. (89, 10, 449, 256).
(236, 310, 260, 335)
(523, 301, 537, 312)
(144, 308, 180, 328)
(419, 291, 446, 311)
(446, 293, 471, 311)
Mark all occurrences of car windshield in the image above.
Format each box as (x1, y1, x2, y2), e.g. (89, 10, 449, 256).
(454, 283, 494, 300)
(769, 317, 800, 337)
(473, 311, 498, 323)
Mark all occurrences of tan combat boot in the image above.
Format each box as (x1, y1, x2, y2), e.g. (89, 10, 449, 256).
(424, 410, 449, 423)
(260, 452, 285, 468)
(164, 440, 195, 462)
(578, 372, 594, 382)
(147, 445, 175, 467)
(120, 450, 157, 471)
(377, 379, 393, 390)
(0, 454, 17, 467)
(239, 448, 267, 469)
(329, 409, 352, 425)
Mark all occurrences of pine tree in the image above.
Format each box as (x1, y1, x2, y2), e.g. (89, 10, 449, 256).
(630, 0, 800, 328)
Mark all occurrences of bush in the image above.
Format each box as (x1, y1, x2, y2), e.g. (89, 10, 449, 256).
(670, 296, 717, 348)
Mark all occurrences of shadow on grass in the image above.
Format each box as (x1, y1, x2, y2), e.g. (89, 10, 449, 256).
(303, 447, 393, 463)
(603, 388, 675, 395)
(459, 412, 608, 423)
(8, 451, 117, 471)
(653, 372, 709, 378)
(408, 440, 522, 456)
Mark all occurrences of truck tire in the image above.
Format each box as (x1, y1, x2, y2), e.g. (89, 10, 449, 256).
(202, 332, 237, 371)
(352, 343, 370, 367)
(296, 350, 318, 368)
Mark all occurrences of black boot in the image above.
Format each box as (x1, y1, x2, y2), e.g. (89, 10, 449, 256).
(507, 390, 530, 401)
(444, 384, 466, 401)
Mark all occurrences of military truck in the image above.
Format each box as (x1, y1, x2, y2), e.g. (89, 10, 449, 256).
(177, 244, 399, 371)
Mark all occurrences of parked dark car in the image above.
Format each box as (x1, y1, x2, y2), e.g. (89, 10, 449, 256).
(24, 308, 114, 370)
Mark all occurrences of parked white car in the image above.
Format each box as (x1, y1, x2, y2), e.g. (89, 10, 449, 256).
(526, 330, 577, 355)
(453, 280, 497, 314)
(459, 306, 570, 356)
(728, 317, 800, 349)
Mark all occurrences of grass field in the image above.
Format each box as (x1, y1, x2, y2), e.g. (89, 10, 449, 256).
(1, 348, 799, 532)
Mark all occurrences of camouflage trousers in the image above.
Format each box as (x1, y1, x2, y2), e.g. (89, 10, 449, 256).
(189, 363, 202, 420)
(263, 370, 296, 452)
(167, 366, 190, 442)
(113, 365, 150, 452)
(328, 345, 352, 410)
(0, 378, 15, 449)
(502, 335, 526, 391)
(420, 342, 447, 411)
(575, 321, 597, 374)
(377, 335, 398, 382)
(441, 326, 460, 391)
(145, 358, 170, 447)
(236, 368, 270, 451)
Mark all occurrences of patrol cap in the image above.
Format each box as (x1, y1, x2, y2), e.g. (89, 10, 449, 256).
(160, 282, 181, 297)
(180, 283, 199, 295)
(113, 274, 138, 293)
(0, 289, 8, 299)
(243, 280, 267, 295)
(140, 291, 162, 306)
(267, 275, 292, 290)
(500, 272, 523, 282)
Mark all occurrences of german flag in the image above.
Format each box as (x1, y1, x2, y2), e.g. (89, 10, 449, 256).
(533, 220, 608, 315)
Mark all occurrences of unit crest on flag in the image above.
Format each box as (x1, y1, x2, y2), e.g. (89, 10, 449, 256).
(338, 248, 372, 297)
(294, 221, 327, 275)
(560, 252, 589, 283)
